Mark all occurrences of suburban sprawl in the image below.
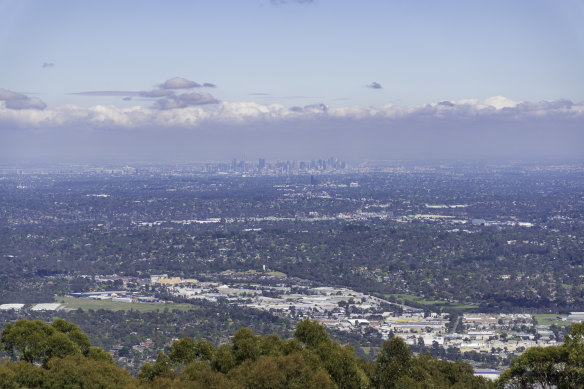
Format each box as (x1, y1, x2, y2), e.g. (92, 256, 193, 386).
(1, 160, 584, 380)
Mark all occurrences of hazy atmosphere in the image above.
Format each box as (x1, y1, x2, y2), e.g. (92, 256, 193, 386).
(1, 0, 583, 162)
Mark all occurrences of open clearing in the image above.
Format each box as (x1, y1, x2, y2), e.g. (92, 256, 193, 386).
(56, 296, 199, 313)
(385, 293, 479, 310)
(533, 314, 570, 326)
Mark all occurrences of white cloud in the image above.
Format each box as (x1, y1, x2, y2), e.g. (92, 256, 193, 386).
(1, 96, 582, 163)
(0, 96, 582, 130)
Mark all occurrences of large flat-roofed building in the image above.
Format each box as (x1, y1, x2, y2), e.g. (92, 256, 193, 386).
(31, 303, 62, 311)
(568, 312, 584, 322)
(0, 303, 25, 311)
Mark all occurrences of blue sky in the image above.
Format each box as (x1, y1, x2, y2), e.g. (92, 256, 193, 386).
(1, 0, 583, 162)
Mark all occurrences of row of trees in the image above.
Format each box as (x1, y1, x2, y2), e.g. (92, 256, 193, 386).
(6, 317, 584, 388)
(1, 318, 493, 388)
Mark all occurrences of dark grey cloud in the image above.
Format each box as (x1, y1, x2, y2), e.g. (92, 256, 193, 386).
(367, 82, 382, 89)
(160, 77, 201, 90)
(155, 92, 219, 109)
(202, 83, 216, 88)
(438, 101, 455, 107)
(250, 92, 271, 96)
(0, 88, 46, 110)
(42, 62, 54, 69)
(122, 97, 132, 101)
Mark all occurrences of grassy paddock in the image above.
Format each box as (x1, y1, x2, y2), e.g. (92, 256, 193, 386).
(385, 293, 478, 310)
(533, 314, 570, 326)
(56, 296, 199, 313)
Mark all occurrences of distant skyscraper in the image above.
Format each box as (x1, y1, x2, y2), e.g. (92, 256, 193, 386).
(258, 158, 265, 170)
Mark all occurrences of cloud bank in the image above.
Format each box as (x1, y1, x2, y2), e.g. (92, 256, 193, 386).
(1, 95, 582, 162)
(1, 95, 582, 129)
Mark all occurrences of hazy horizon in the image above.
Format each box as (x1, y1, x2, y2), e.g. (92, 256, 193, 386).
(1, 1, 583, 164)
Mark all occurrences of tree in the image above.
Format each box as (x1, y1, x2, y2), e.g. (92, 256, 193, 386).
(374, 337, 412, 388)
(294, 319, 331, 348)
(169, 337, 216, 367)
(260, 333, 285, 356)
(138, 352, 175, 383)
(496, 323, 584, 388)
(0, 319, 132, 389)
(228, 354, 334, 389)
(180, 360, 232, 389)
(169, 337, 198, 365)
(45, 354, 135, 389)
(0, 360, 47, 389)
(1, 319, 90, 366)
(212, 344, 236, 374)
(496, 346, 566, 388)
(232, 327, 260, 364)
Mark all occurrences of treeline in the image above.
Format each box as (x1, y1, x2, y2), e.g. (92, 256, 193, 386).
(0, 318, 493, 388)
(0, 304, 292, 374)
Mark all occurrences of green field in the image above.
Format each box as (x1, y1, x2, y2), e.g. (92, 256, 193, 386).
(533, 314, 570, 327)
(56, 296, 199, 313)
(223, 269, 287, 278)
(384, 293, 478, 311)
(266, 271, 287, 277)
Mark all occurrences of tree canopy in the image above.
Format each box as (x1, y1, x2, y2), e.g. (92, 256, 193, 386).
(0, 318, 495, 388)
(496, 322, 584, 388)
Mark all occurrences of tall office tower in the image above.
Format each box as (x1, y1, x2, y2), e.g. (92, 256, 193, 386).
(258, 158, 265, 170)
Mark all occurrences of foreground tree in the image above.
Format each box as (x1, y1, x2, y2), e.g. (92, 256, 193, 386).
(0, 319, 133, 389)
(497, 322, 584, 388)
(168, 337, 215, 366)
(374, 337, 412, 388)
(375, 336, 491, 389)
(1, 318, 493, 388)
(1, 319, 90, 366)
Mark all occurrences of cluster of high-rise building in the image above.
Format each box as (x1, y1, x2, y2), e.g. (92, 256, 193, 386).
(203, 157, 348, 175)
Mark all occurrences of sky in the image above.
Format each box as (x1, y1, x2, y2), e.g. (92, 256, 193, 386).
(1, 0, 583, 163)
